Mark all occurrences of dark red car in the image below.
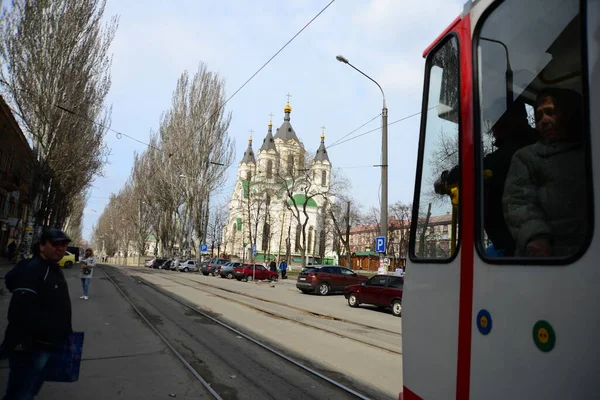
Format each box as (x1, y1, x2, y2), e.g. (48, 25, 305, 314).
(296, 265, 368, 295)
(343, 274, 404, 317)
(233, 264, 278, 282)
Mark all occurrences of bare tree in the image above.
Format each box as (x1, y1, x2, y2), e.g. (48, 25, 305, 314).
(207, 202, 228, 257)
(390, 201, 412, 259)
(92, 62, 235, 261)
(275, 154, 345, 268)
(327, 196, 362, 268)
(0, 0, 118, 258)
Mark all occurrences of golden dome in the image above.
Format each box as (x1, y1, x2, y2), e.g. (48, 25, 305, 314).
(284, 102, 292, 113)
(249, 135, 253, 143)
(321, 132, 325, 140)
(268, 120, 273, 127)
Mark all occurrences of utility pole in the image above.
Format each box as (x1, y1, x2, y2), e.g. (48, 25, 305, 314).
(381, 105, 388, 243)
(336, 54, 389, 268)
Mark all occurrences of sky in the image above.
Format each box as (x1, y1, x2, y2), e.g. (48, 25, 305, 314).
(83, 0, 465, 240)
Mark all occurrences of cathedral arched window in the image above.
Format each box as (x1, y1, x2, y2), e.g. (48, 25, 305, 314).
(246, 170, 251, 181)
(266, 160, 273, 178)
(287, 155, 294, 176)
(232, 223, 237, 247)
(321, 170, 327, 186)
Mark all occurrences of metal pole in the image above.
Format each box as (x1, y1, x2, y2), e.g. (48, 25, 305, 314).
(381, 104, 388, 242)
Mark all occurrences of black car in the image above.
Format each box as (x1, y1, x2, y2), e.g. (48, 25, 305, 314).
(152, 258, 167, 269)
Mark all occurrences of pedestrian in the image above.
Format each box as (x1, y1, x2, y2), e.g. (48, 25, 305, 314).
(279, 259, 287, 279)
(269, 259, 277, 273)
(80, 248, 96, 300)
(7, 240, 16, 263)
(0, 228, 73, 399)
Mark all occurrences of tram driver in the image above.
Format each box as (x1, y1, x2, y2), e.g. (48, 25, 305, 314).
(434, 98, 538, 256)
(503, 88, 587, 258)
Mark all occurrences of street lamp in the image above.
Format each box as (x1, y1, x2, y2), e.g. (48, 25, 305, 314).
(336, 54, 389, 248)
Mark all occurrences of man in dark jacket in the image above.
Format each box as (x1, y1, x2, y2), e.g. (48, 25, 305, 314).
(0, 229, 73, 399)
(434, 99, 539, 256)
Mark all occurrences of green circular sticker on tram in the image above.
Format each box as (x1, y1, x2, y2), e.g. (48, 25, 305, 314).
(532, 320, 555, 352)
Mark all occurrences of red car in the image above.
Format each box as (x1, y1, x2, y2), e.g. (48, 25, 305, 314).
(343, 274, 404, 317)
(233, 264, 278, 282)
(296, 265, 368, 295)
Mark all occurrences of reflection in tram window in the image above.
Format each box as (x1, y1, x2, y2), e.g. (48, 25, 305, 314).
(411, 36, 459, 261)
(476, 0, 590, 260)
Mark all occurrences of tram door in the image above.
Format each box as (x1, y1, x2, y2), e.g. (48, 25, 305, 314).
(468, 1, 600, 399)
(403, 19, 469, 397)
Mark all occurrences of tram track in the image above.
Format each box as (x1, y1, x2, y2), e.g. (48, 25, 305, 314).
(100, 265, 382, 400)
(133, 268, 402, 356)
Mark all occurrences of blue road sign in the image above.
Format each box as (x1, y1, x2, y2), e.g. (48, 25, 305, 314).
(375, 236, 386, 253)
(200, 244, 208, 252)
(252, 244, 257, 255)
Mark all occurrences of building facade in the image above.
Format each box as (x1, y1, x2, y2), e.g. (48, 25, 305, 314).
(222, 100, 335, 264)
(0, 96, 34, 257)
(348, 213, 453, 259)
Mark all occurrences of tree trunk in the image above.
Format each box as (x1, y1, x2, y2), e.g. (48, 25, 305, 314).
(419, 203, 432, 258)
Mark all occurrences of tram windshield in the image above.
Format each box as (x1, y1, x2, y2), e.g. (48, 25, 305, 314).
(476, 0, 591, 260)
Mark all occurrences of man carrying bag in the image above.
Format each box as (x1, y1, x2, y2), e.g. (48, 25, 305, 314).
(0, 229, 84, 399)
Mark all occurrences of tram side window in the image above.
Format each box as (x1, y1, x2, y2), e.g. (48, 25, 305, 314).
(411, 36, 460, 261)
(476, 0, 590, 260)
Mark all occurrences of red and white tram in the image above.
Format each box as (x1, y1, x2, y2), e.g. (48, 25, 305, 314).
(402, 0, 599, 399)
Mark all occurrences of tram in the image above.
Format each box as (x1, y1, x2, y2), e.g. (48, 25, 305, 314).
(402, 0, 599, 399)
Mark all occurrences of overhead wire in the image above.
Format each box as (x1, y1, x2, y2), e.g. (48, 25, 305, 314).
(0, 0, 337, 164)
(166, 0, 337, 159)
(328, 113, 381, 147)
(328, 107, 433, 149)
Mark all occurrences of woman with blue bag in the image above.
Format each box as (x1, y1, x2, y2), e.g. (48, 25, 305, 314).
(79, 248, 96, 300)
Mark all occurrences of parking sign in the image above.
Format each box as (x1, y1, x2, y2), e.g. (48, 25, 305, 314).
(376, 236, 386, 253)
(200, 244, 208, 252)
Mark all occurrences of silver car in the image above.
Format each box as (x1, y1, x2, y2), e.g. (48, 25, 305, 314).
(178, 260, 198, 272)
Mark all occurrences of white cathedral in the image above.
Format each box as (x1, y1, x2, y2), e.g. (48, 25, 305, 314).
(222, 100, 336, 264)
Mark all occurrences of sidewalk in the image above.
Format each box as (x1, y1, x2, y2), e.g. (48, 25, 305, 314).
(0, 261, 207, 399)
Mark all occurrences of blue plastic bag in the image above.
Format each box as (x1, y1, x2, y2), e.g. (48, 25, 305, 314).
(486, 244, 505, 257)
(44, 332, 85, 382)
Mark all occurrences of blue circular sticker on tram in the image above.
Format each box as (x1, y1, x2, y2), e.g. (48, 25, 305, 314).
(476, 309, 492, 335)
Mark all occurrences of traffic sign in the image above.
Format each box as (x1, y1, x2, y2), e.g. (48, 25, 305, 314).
(375, 236, 386, 253)
(252, 244, 257, 255)
(200, 244, 208, 252)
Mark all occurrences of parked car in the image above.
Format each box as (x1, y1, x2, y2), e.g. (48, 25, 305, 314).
(145, 258, 155, 267)
(218, 262, 243, 279)
(159, 260, 172, 270)
(152, 258, 167, 269)
(344, 275, 404, 317)
(296, 265, 368, 295)
(200, 258, 230, 276)
(178, 260, 199, 272)
(233, 264, 277, 282)
(170, 259, 180, 271)
(58, 251, 76, 268)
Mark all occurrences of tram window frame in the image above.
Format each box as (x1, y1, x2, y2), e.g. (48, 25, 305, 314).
(409, 33, 461, 264)
(472, 0, 594, 265)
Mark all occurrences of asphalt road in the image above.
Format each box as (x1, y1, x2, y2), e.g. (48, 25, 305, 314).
(100, 264, 359, 400)
(120, 265, 401, 399)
